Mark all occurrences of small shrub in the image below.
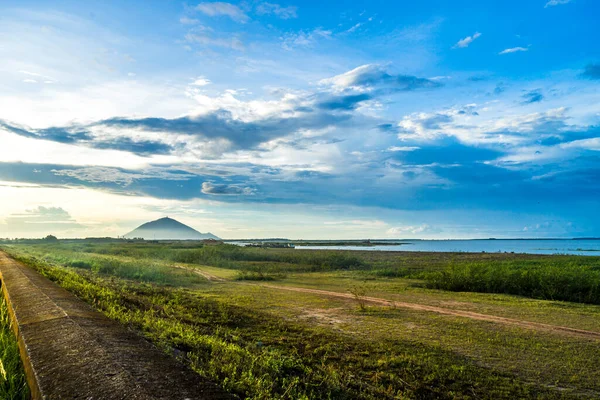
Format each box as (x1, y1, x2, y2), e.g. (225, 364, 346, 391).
(348, 284, 368, 311)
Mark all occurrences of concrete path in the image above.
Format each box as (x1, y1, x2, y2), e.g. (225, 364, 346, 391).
(0, 251, 235, 400)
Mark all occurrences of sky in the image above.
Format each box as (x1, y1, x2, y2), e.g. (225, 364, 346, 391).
(0, 0, 599, 239)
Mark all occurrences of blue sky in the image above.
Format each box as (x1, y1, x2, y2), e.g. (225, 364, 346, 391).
(0, 0, 599, 239)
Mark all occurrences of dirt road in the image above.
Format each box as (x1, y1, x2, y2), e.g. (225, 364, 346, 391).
(263, 284, 600, 341)
(171, 264, 600, 340)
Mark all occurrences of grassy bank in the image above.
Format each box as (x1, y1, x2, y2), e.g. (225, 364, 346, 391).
(0, 296, 30, 400)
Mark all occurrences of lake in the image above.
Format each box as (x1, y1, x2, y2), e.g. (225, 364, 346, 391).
(295, 239, 600, 256)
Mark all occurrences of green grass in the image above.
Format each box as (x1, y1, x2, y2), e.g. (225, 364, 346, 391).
(5, 251, 566, 399)
(4, 242, 600, 399)
(0, 296, 30, 400)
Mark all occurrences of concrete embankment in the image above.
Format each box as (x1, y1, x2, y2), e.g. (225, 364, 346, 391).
(0, 251, 235, 400)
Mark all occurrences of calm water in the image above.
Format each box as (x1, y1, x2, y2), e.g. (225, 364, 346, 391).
(295, 240, 600, 256)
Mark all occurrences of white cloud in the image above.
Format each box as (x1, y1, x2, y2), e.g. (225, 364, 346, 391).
(387, 146, 419, 152)
(281, 28, 332, 50)
(396, 105, 573, 147)
(346, 23, 363, 33)
(453, 32, 482, 48)
(545, 0, 572, 7)
(429, 75, 451, 81)
(345, 18, 374, 34)
(499, 47, 529, 55)
(319, 64, 383, 90)
(317, 64, 439, 93)
(180, 16, 200, 25)
(387, 224, 433, 235)
(255, 3, 298, 19)
(560, 137, 600, 151)
(1, 206, 86, 237)
(52, 167, 195, 186)
(195, 2, 249, 23)
(192, 76, 211, 86)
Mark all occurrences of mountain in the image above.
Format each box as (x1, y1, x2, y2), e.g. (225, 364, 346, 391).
(123, 217, 220, 240)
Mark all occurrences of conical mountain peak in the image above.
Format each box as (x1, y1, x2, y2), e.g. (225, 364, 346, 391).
(124, 217, 220, 240)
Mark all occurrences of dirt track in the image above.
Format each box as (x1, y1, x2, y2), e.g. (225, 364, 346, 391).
(171, 264, 600, 341)
(262, 284, 600, 341)
(173, 265, 226, 281)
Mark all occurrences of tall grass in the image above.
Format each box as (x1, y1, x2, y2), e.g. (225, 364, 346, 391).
(24, 243, 365, 273)
(0, 296, 30, 400)
(106, 244, 365, 272)
(425, 260, 600, 304)
(7, 247, 206, 286)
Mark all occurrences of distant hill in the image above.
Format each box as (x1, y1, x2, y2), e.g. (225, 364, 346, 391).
(123, 217, 220, 240)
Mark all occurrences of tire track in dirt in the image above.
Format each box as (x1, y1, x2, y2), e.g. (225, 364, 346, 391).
(172, 265, 226, 282)
(262, 284, 600, 341)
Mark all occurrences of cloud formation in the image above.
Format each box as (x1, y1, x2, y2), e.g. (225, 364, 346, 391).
(387, 224, 435, 235)
(1, 65, 440, 159)
(255, 2, 297, 19)
(545, 0, 572, 7)
(499, 47, 528, 55)
(180, 16, 200, 25)
(52, 166, 194, 186)
(281, 28, 332, 50)
(1, 206, 84, 237)
(195, 2, 249, 22)
(319, 64, 441, 93)
(201, 182, 255, 195)
(453, 32, 481, 48)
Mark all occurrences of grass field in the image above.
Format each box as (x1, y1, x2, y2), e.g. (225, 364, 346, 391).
(3, 242, 600, 399)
